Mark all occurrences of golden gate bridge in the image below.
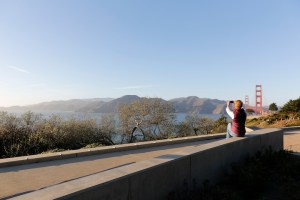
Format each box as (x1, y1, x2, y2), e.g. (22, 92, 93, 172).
(244, 85, 265, 115)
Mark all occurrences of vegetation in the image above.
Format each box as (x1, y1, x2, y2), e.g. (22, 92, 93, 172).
(280, 97, 300, 114)
(180, 113, 214, 136)
(246, 114, 300, 128)
(1, 96, 300, 158)
(0, 111, 116, 158)
(246, 97, 300, 128)
(211, 115, 228, 133)
(118, 98, 176, 143)
(168, 149, 300, 200)
(0, 98, 228, 158)
(269, 102, 278, 112)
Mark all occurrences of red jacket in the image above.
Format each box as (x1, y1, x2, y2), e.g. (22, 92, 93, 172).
(231, 108, 246, 136)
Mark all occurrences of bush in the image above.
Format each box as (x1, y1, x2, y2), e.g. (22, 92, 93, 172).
(0, 111, 236, 158)
(0, 111, 115, 158)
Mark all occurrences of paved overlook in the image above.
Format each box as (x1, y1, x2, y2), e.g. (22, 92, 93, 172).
(0, 135, 223, 199)
(0, 128, 299, 199)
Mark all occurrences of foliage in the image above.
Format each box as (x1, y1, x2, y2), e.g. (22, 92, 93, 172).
(168, 149, 300, 200)
(118, 98, 176, 143)
(211, 115, 228, 134)
(0, 111, 43, 157)
(246, 97, 300, 128)
(175, 121, 192, 137)
(0, 101, 234, 158)
(99, 113, 117, 145)
(246, 112, 300, 128)
(0, 111, 115, 158)
(269, 102, 278, 112)
(184, 114, 214, 135)
(280, 97, 300, 114)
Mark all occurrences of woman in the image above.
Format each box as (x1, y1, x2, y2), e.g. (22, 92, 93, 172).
(226, 100, 247, 139)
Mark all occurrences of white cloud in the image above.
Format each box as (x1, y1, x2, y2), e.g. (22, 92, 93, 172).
(7, 65, 31, 74)
(114, 84, 156, 90)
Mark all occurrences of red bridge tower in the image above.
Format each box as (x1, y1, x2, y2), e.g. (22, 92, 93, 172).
(255, 85, 263, 114)
(244, 95, 249, 110)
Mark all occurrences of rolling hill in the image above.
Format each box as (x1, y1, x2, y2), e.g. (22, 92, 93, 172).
(0, 96, 227, 114)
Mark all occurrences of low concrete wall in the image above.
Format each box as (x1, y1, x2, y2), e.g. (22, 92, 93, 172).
(11, 128, 283, 200)
(0, 133, 225, 168)
(282, 126, 300, 131)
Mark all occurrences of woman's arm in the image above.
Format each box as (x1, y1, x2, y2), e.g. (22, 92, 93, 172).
(226, 101, 234, 119)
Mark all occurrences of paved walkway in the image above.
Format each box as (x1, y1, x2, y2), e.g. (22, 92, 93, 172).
(0, 138, 220, 199)
(284, 129, 300, 152)
(1, 128, 298, 199)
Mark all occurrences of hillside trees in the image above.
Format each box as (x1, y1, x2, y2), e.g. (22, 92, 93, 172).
(184, 113, 214, 135)
(280, 97, 300, 113)
(118, 98, 176, 143)
(211, 115, 228, 133)
(280, 97, 300, 119)
(0, 111, 34, 157)
(175, 121, 191, 137)
(99, 113, 116, 145)
(269, 103, 278, 112)
(0, 111, 116, 158)
(0, 111, 54, 157)
(0, 98, 234, 158)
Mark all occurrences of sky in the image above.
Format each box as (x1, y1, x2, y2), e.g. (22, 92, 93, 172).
(0, 0, 299, 107)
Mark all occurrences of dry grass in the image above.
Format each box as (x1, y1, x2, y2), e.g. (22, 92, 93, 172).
(246, 116, 300, 129)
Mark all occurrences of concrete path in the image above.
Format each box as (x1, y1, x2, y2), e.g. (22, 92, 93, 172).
(284, 129, 300, 152)
(1, 128, 298, 200)
(0, 138, 221, 199)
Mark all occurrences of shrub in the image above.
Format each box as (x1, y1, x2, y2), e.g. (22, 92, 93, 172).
(0, 111, 115, 158)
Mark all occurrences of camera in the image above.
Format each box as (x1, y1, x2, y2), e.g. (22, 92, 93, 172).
(229, 101, 234, 103)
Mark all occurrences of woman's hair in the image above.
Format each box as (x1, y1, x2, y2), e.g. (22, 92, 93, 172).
(234, 100, 243, 109)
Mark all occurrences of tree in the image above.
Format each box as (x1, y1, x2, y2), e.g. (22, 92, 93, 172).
(185, 114, 201, 135)
(175, 121, 191, 137)
(211, 115, 228, 133)
(269, 103, 278, 112)
(99, 113, 116, 145)
(280, 97, 300, 120)
(118, 98, 176, 143)
(197, 117, 214, 134)
(280, 97, 300, 114)
(185, 113, 214, 135)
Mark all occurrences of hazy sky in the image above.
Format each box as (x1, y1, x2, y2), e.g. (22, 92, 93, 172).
(0, 0, 299, 107)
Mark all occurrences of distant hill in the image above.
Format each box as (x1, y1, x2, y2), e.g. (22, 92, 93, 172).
(74, 100, 108, 113)
(0, 96, 227, 114)
(92, 95, 140, 113)
(0, 98, 114, 112)
(169, 96, 226, 114)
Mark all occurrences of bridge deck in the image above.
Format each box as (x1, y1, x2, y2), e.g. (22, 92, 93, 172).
(0, 138, 221, 199)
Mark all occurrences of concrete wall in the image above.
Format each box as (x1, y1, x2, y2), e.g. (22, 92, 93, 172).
(0, 133, 225, 168)
(11, 128, 283, 200)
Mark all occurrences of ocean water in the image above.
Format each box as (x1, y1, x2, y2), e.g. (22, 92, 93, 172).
(175, 113, 225, 121)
